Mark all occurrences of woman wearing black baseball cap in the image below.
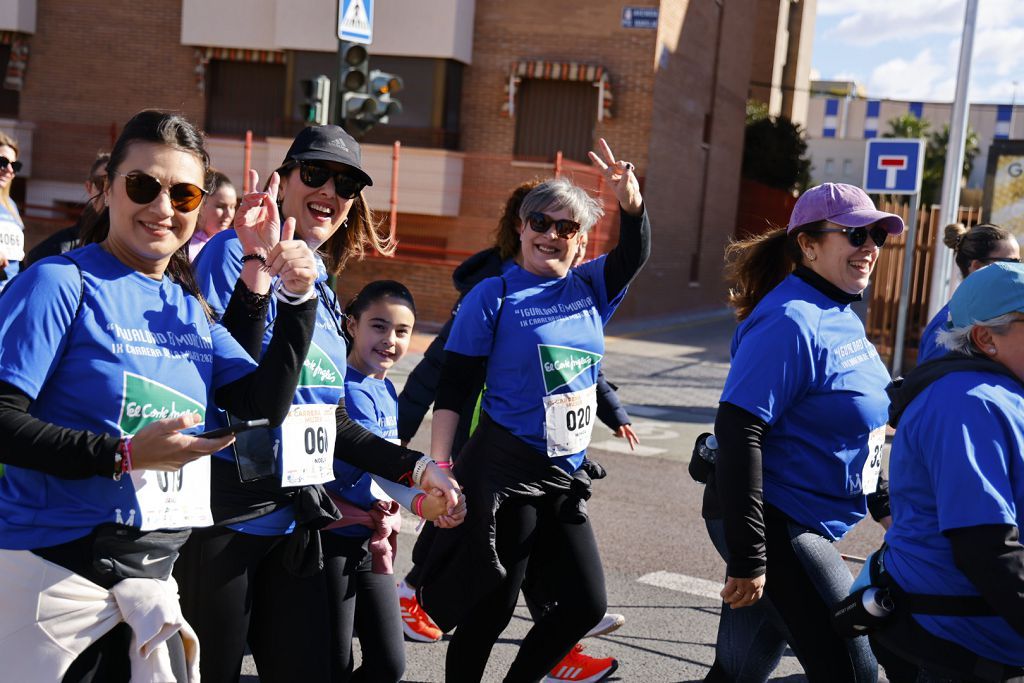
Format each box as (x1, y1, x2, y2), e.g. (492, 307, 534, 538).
(184, 125, 464, 682)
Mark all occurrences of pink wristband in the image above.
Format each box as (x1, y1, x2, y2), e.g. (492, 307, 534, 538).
(436, 461, 451, 470)
(123, 436, 133, 474)
(413, 494, 425, 518)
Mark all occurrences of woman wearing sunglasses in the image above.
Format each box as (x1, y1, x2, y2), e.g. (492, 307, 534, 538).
(0, 109, 323, 681)
(415, 139, 649, 682)
(185, 124, 463, 683)
(700, 182, 903, 682)
(917, 222, 1020, 364)
(0, 132, 24, 284)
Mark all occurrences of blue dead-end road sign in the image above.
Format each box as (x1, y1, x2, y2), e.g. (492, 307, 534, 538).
(863, 138, 926, 195)
(339, 0, 373, 44)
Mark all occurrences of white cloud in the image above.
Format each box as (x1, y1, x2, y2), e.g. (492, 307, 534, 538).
(866, 49, 949, 100)
(827, 0, 964, 46)
(810, 67, 821, 81)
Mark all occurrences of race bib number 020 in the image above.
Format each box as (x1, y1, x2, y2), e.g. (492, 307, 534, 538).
(279, 403, 336, 486)
(543, 384, 598, 458)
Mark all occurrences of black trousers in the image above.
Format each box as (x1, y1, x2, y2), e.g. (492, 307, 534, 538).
(322, 532, 405, 683)
(444, 494, 606, 683)
(173, 525, 332, 683)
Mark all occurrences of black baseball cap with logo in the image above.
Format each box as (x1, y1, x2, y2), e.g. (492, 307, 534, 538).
(277, 125, 373, 187)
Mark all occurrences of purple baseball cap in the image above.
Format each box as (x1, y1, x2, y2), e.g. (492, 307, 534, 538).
(787, 183, 904, 235)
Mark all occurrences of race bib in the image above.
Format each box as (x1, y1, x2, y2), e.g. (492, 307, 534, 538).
(543, 384, 598, 458)
(279, 403, 336, 486)
(132, 459, 212, 530)
(0, 218, 24, 262)
(861, 426, 886, 495)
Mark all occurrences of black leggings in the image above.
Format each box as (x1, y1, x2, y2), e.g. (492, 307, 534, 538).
(322, 532, 405, 683)
(173, 525, 332, 683)
(445, 494, 607, 683)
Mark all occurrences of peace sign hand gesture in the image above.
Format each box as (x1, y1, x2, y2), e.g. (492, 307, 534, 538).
(233, 169, 283, 259)
(588, 138, 643, 216)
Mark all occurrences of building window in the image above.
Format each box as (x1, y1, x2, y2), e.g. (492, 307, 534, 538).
(513, 80, 597, 163)
(0, 45, 20, 119)
(842, 159, 853, 177)
(824, 158, 835, 174)
(206, 60, 287, 138)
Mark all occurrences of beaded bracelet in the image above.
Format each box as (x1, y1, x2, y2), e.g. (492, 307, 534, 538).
(240, 253, 268, 267)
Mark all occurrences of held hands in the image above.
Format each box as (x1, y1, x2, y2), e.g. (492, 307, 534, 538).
(613, 424, 640, 450)
(129, 413, 235, 472)
(418, 462, 466, 528)
(588, 138, 643, 216)
(721, 574, 766, 609)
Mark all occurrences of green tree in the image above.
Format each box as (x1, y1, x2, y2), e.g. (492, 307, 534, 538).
(742, 116, 811, 192)
(883, 114, 979, 204)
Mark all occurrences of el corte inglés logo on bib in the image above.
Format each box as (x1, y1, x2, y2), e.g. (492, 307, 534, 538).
(118, 372, 205, 435)
(299, 341, 344, 388)
(538, 344, 603, 394)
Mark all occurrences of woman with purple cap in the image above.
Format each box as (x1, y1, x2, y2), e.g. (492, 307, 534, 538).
(867, 262, 1024, 683)
(182, 124, 464, 682)
(701, 182, 904, 682)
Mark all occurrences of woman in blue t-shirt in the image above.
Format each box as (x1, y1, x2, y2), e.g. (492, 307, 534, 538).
(0, 110, 320, 682)
(419, 139, 650, 682)
(703, 183, 904, 682)
(183, 124, 461, 683)
(0, 131, 25, 284)
(917, 222, 1019, 364)
(873, 262, 1024, 682)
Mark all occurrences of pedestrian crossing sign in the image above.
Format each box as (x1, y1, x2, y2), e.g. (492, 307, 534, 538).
(338, 0, 373, 44)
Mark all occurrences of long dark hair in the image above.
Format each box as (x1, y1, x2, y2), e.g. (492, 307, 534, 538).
(493, 179, 543, 261)
(725, 221, 824, 321)
(944, 222, 1015, 278)
(80, 110, 213, 318)
(342, 279, 416, 345)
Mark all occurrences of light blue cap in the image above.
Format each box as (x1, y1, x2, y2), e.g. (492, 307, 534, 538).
(949, 262, 1024, 327)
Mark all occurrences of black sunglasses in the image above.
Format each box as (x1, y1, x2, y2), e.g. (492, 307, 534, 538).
(526, 211, 582, 239)
(0, 156, 22, 174)
(290, 161, 365, 200)
(812, 225, 889, 248)
(111, 170, 207, 213)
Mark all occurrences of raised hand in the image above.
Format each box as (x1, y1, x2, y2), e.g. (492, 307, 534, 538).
(233, 169, 283, 258)
(587, 138, 643, 216)
(130, 413, 236, 472)
(614, 423, 640, 451)
(267, 217, 317, 296)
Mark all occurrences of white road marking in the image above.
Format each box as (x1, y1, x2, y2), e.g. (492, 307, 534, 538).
(637, 571, 723, 602)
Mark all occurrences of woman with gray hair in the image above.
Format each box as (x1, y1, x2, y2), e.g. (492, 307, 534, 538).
(418, 139, 650, 682)
(873, 262, 1024, 681)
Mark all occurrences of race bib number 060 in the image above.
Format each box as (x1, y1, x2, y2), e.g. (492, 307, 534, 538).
(280, 403, 336, 486)
(543, 385, 598, 458)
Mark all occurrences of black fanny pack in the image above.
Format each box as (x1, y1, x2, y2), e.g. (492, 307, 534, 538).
(34, 523, 191, 588)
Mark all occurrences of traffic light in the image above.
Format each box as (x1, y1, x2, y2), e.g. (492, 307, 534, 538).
(368, 69, 403, 124)
(299, 75, 331, 126)
(336, 40, 403, 137)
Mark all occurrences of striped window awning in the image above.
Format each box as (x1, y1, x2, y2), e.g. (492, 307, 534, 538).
(2, 31, 30, 92)
(194, 47, 287, 92)
(503, 61, 613, 121)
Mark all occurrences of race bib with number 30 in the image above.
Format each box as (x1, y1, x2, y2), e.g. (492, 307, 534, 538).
(543, 384, 598, 458)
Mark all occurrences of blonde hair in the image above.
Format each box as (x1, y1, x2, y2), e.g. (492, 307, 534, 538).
(0, 132, 21, 220)
(320, 193, 394, 275)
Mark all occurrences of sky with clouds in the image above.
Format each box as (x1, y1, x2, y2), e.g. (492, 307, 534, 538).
(812, 0, 1024, 104)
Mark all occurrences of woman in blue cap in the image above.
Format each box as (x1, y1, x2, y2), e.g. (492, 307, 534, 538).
(871, 262, 1024, 682)
(917, 222, 1019, 364)
(182, 124, 463, 682)
(703, 183, 903, 682)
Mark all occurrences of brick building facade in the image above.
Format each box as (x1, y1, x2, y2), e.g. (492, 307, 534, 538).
(0, 0, 805, 326)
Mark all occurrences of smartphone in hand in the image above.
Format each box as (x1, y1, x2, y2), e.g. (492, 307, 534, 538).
(196, 418, 270, 440)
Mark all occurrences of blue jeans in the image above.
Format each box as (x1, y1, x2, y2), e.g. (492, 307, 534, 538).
(705, 513, 877, 683)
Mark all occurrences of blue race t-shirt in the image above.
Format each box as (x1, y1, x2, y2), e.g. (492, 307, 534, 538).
(720, 274, 892, 541)
(884, 371, 1024, 665)
(446, 256, 625, 472)
(0, 244, 256, 549)
(917, 302, 950, 364)
(327, 367, 402, 538)
(0, 199, 24, 280)
(193, 229, 349, 535)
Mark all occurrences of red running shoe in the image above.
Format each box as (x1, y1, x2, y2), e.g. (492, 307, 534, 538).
(543, 643, 619, 682)
(399, 594, 442, 642)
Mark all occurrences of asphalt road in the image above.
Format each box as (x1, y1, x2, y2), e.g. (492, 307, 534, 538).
(242, 313, 889, 682)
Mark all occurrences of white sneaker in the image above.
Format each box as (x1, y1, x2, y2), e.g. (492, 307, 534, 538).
(584, 613, 625, 638)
